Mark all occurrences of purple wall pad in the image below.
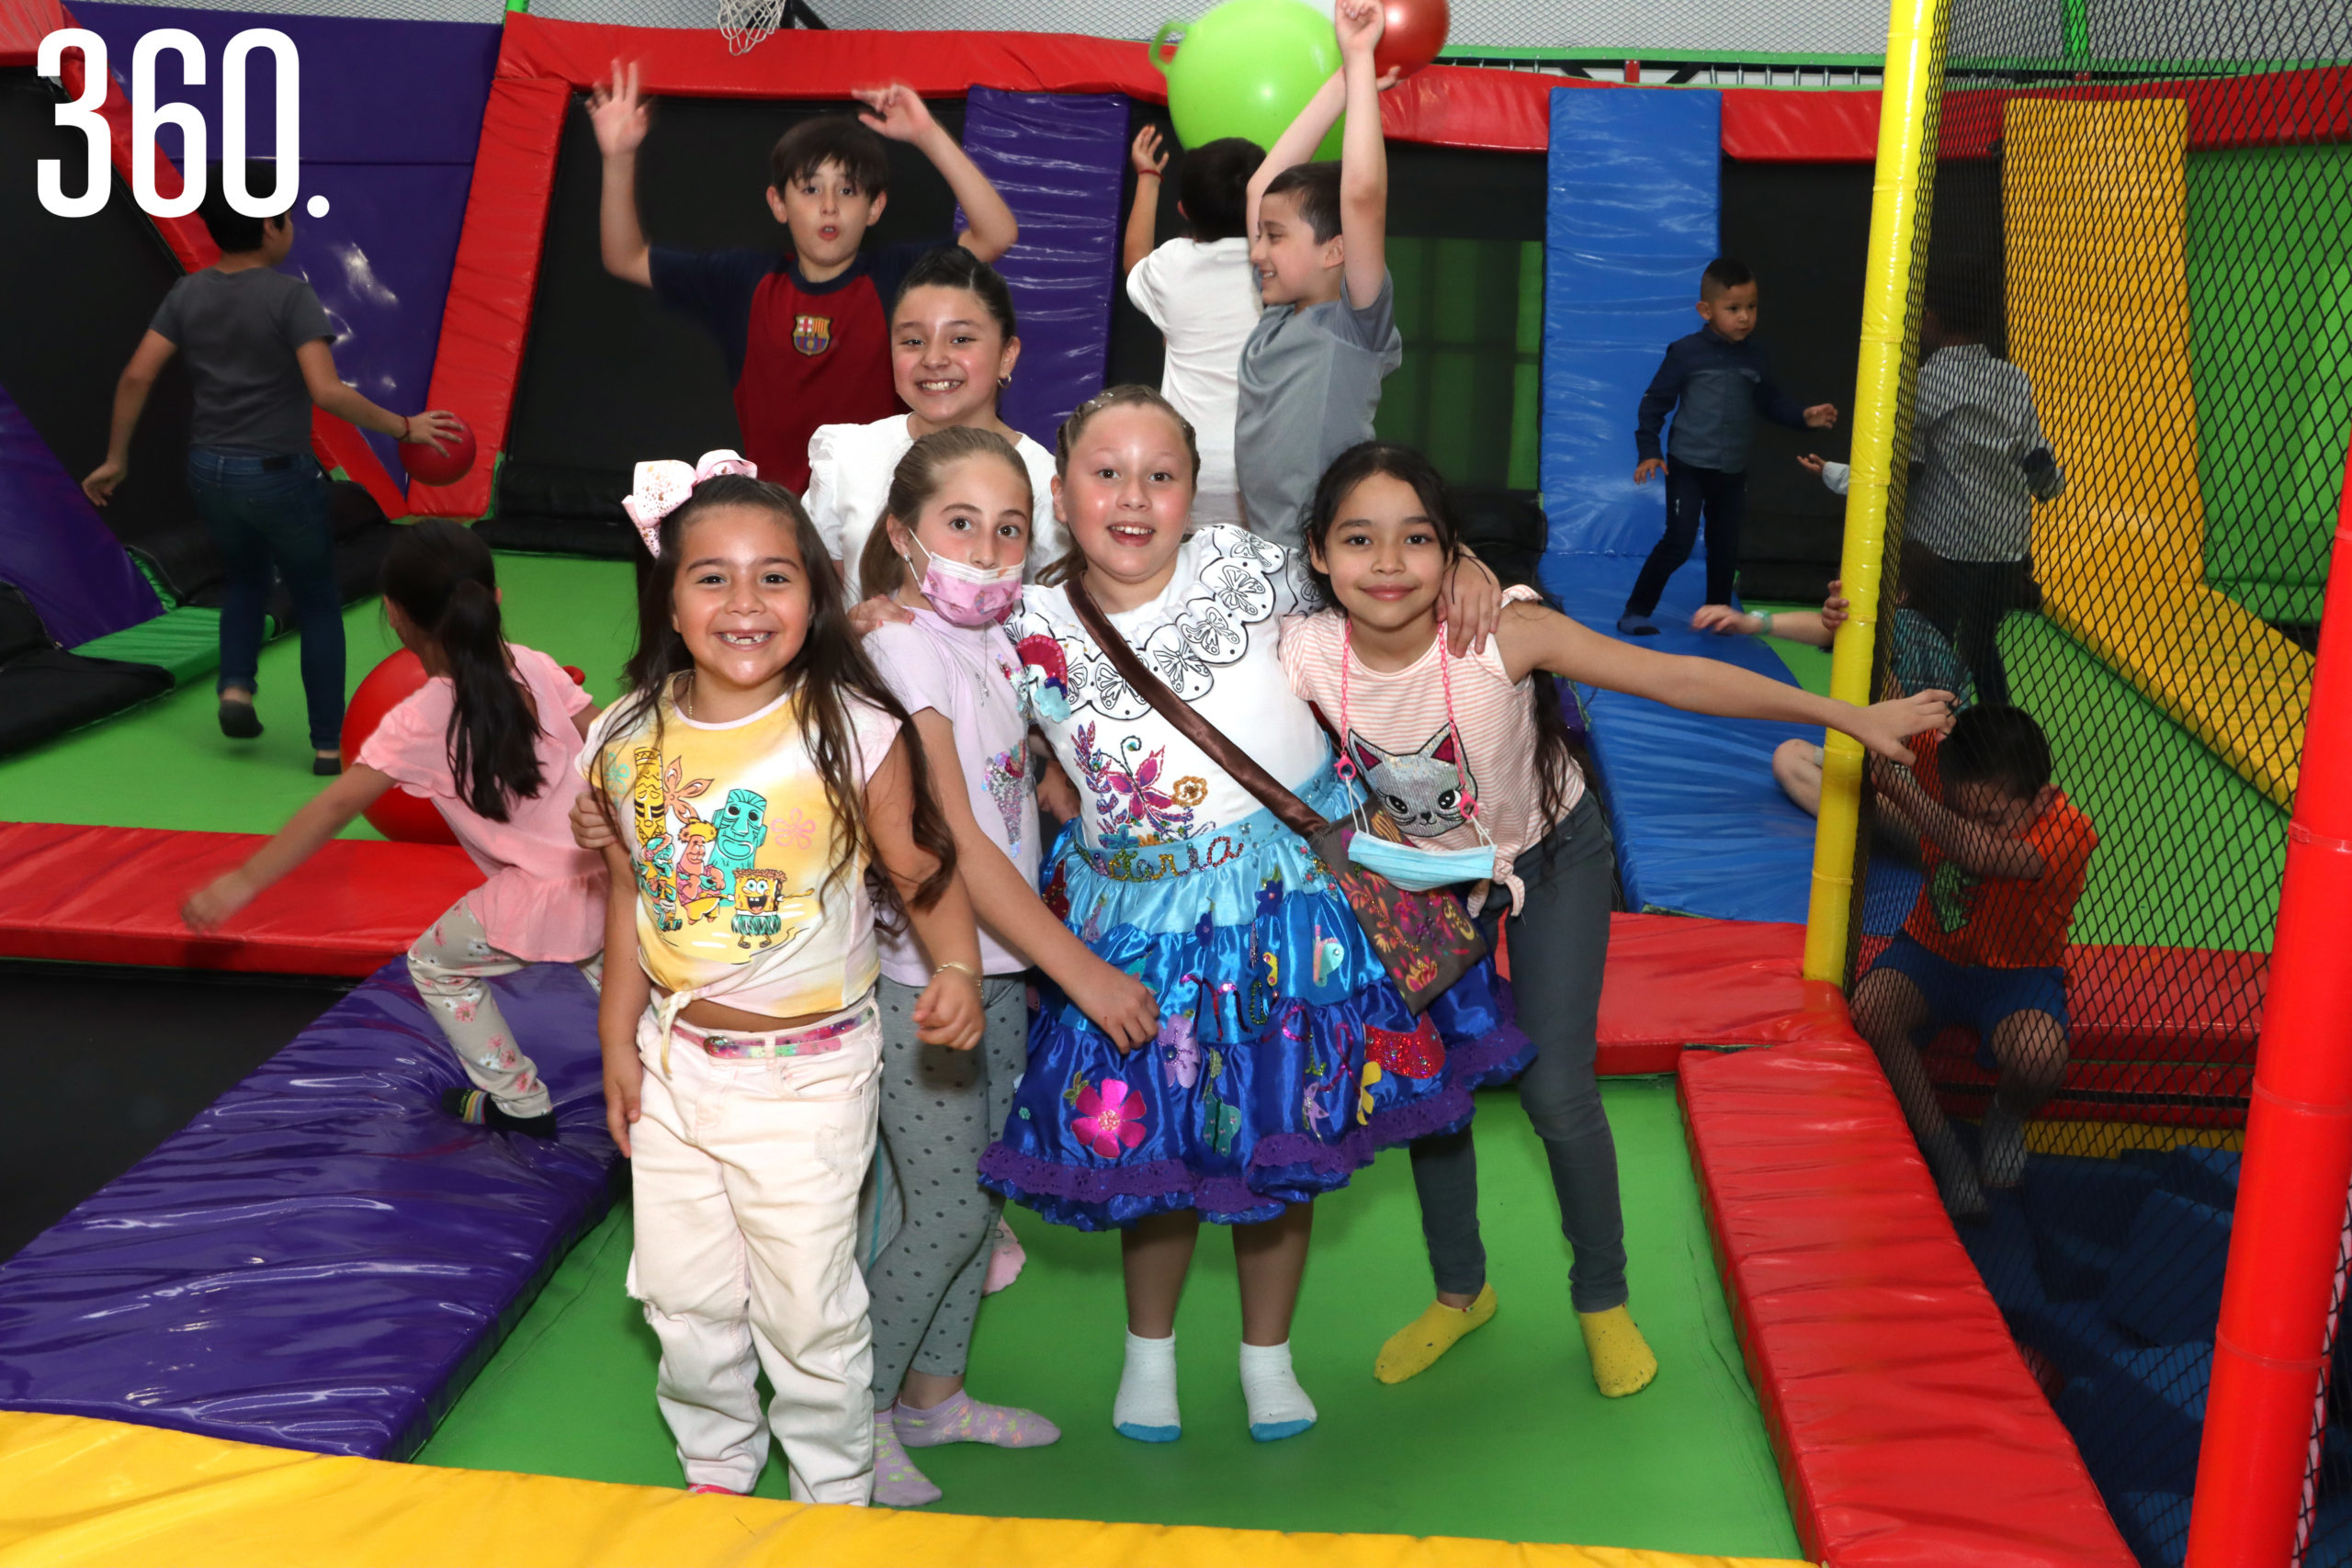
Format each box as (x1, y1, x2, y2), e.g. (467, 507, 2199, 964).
(0, 960, 619, 1461)
(74, 4, 502, 487)
(956, 89, 1128, 448)
(0, 378, 163, 645)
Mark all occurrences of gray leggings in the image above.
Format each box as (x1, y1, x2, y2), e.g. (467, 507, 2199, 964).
(866, 972, 1027, 1401)
(1408, 791, 1628, 1314)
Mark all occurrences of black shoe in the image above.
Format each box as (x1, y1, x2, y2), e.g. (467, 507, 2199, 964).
(442, 1086, 559, 1138)
(219, 698, 263, 739)
(313, 754, 343, 777)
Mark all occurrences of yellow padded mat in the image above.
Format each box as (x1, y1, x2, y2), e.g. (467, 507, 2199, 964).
(2003, 96, 2315, 810)
(0, 1412, 1812, 1568)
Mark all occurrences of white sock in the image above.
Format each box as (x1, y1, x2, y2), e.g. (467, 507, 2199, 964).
(1238, 1339, 1317, 1442)
(1114, 1331, 1181, 1442)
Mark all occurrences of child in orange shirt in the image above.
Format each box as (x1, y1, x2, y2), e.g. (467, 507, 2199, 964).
(1851, 704, 2098, 1221)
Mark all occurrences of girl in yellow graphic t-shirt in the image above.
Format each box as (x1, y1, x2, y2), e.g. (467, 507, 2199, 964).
(583, 460, 981, 1505)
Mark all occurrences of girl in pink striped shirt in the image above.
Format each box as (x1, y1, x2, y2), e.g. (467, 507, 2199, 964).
(1281, 442, 1951, 1400)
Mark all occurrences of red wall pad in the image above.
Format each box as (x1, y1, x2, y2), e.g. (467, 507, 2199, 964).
(1596, 915, 1863, 1075)
(0, 823, 481, 976)
(1679, 1040, 2135, 1568)
(1940, 65, 2352, 157)
(406, 76, 571, 522)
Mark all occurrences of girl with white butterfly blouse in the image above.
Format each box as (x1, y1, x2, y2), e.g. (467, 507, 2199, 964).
(980, 386, 1530, 1449)
(1280, 441, 1956, 1403)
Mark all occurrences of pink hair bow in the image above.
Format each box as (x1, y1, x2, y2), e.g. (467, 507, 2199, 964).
(621, 450, 761, 557)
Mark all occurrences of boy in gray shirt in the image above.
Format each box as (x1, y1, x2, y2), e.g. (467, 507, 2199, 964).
(85, 174, 454, 770)
(1233, 0, 1402, 552)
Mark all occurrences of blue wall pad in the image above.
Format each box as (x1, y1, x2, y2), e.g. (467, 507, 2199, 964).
(1544, 549, 1817, 923)
(1541, 85, 1721, 558)
(0, 378, 163, 646)
(957, 88, 1127, 450)
(0, 961, 617, 1461)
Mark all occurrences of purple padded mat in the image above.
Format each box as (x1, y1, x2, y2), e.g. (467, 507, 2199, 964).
(0, 959, 618, 1461)
(0, 378, 163, 646)
(957, 88, 1128, 450)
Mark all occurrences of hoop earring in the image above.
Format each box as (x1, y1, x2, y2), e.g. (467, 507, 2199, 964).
(997, 375, 1012, 389)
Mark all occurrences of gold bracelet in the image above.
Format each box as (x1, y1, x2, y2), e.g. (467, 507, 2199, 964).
(934, 961, 981, 985)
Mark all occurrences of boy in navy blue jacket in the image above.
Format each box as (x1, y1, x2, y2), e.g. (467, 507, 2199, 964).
(1618, 258, 1838, 635)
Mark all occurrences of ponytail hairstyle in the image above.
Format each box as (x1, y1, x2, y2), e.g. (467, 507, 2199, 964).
(1036, 383, 1201, 587)
(858, 425, 1034, 601)
(891, 244, 1019, 342)
(591, 475, 957, 920)
(1301, 442, 1584, 838)
(379, 519, 543, 822)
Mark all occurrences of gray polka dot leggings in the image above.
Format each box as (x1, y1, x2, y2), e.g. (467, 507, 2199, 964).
(866, 972, 1028, 1402)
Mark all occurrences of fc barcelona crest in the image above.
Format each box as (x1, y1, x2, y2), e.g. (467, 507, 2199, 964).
(792, 314, 832, 355)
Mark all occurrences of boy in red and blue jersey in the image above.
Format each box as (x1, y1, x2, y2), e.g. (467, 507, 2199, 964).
(590, 67, 1018, 491)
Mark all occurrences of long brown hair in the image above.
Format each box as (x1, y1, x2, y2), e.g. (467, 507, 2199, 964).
(593, 475, 956, 919)
(856, 425, 1033, 601)
(1036, 383, 1200, 588)
(379, 520, 542, 822)
(1302, 441, 1585, 838)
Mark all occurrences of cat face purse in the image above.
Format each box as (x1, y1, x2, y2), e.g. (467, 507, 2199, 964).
(1064, 575, 1487, 1015)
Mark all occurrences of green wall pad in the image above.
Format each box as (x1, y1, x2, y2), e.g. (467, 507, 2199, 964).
(419, 1081, 1804, 1560)
(2187, 142, 2352, 628)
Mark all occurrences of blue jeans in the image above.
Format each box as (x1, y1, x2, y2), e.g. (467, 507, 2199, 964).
(1623, 461, 1747, 615)
(185, 449, 345, 750)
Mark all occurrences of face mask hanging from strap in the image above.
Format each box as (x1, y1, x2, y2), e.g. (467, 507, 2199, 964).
(1331, 619, 1498, 892)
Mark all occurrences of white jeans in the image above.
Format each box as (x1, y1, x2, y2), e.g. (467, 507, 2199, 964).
(628, 1002, 882, 1503)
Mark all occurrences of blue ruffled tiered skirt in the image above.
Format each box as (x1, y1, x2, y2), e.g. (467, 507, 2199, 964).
(978, 766, 1530, 1229)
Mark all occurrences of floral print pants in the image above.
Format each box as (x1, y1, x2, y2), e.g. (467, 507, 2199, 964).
(407, 897, 602, 1119)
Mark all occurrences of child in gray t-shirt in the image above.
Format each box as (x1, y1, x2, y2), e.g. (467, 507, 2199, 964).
(1233, 0, 1403, 552)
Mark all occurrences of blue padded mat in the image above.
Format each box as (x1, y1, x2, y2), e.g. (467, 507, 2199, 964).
(1540, 85, 1720, 558)
(1545, 550, 1820, 924)
(0, 960, 617, 1461)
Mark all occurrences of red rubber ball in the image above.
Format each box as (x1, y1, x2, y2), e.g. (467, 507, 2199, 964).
(341, 649, 458, 844)
(1373, 0, 1449, 79)
(399, 416, 476, 488)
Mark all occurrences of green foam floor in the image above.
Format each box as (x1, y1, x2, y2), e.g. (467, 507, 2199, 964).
(416, 1080, 1801, 1558)
(73, 605, 226, 686)
(0, 555, 637, 840)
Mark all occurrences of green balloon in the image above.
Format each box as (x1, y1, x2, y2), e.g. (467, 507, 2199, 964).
(1152, 0, 1344, 164)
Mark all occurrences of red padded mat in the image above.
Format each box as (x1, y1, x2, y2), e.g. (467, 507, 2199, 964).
(0, 822, 482, 976)
(1595, 914, 1859, 1074)
(1680, 1039, 2134, 1567)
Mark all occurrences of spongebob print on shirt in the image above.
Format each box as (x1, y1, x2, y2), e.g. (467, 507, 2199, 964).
(594, 694, 892, 1020)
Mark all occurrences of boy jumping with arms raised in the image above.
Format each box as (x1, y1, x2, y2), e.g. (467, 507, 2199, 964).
(1619, 258, 1838, 636)
(1234, 0, 1403, 551)
(589, 65, 1017, 491)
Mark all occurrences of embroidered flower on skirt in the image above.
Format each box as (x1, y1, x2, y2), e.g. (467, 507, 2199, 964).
(980, 767, 1532, 1230)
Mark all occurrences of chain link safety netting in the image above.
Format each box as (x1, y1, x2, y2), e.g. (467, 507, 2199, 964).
(1841, 2, 2351, 1562)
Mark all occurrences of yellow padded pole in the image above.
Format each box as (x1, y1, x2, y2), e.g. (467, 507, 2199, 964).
(1802, 0, 1951, 985)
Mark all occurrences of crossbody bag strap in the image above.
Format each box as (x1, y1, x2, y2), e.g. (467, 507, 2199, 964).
(1063, 573, 1329, 843)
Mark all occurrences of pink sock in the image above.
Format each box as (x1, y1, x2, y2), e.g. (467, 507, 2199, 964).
(894, 1388, 1061, 1450)
(870, 1407, 941, 1507)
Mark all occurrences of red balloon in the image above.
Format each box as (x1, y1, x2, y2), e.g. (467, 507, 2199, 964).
(399, 416, 476, 487)
(341, 649, 458, 844)
(1373, 0, 1449, 79)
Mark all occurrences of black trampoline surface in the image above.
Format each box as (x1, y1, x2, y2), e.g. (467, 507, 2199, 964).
(0, 964, 353, 1260)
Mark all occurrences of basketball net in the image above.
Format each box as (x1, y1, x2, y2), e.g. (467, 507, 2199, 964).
(718, 0, 786, 55)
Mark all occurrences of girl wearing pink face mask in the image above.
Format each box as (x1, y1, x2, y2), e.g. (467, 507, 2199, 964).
(851, 427, 1160, 1506)
(805, 248, 1065, 601)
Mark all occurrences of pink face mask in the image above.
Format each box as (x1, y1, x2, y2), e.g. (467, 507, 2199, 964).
(905, 534, 1023, 626)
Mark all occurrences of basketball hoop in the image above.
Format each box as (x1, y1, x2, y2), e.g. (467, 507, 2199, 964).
(718, 0, 786, 55)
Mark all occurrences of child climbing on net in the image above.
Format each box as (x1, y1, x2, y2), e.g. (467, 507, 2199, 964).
(183, 521, 606, 1137)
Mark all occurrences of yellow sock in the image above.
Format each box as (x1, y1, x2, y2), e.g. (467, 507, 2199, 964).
(1577, 1304, 1658, 1398)
(1374, 1283, 1497, 1384)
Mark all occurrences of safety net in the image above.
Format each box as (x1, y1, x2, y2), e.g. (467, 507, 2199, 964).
(1840, 1, 2351, 1562)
